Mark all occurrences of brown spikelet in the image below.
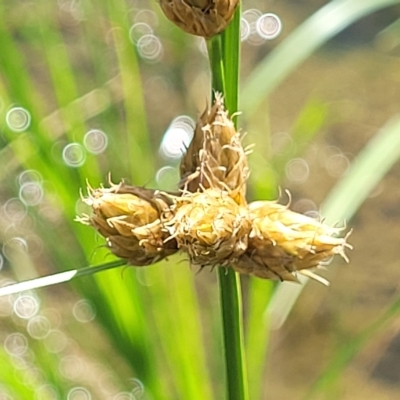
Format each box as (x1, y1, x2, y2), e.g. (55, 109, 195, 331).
(78, 182, 178, 266)
(159, 0, 238, 38)
(180, 93, 249, 205)
(166, 189, 251, 267)
(232, 200, 351, 282)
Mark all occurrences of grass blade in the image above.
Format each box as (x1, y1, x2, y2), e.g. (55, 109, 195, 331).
(145, 260, 215, 399)
(0, 260, 127, 297)
(245, 278, 274, 400)
(241, 0, 400, 116)
(268, 114, 400, 329)
(307, 295, 400, 397)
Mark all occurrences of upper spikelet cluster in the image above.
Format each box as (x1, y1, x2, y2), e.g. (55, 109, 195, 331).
(78, 94, 351, 283)
(159, 0, 239, 38)
(180, 93, 249, 205)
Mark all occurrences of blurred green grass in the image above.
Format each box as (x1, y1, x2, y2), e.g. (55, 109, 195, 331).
(1, 0, 400, 399)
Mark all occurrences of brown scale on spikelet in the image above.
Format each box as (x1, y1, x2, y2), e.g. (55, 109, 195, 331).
(180, 93, 250, 205)
(159, 0, 238, 39)
(165, 189, 251, 267)
(232, 199, 352, 283)
(78, 181, 178, 266)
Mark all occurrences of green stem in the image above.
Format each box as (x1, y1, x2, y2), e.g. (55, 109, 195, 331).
(207, 5, 249, 399)
(218, 268, 248, 400)
(207, 37, 225, 95)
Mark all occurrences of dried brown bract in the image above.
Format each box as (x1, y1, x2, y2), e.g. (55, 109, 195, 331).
(159, 0, 239, 38)
(180, 93, 249, 205)
(78, 182, 178, 266)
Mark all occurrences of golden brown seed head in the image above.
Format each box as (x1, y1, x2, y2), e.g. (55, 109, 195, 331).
(180, 93, 249, 205)
(159, 0, 239, 38)
(232, 200, 351, 282)
(166, 189, 251, 267)
(78, 182, 178, 266)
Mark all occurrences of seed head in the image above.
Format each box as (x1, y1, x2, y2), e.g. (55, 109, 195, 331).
(232, 200, 351, 282)
(180, 93, 249, 205)
(78, 182, 178, 266)
(78, 93, 352, 283)
(159, 0, 239, 38)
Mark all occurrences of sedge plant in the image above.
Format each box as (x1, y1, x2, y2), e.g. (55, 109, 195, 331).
(1, 1, 400, 399)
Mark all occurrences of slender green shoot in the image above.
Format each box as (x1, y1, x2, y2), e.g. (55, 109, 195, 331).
(207, 5, 249, 399)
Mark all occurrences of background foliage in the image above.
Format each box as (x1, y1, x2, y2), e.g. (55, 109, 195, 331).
(1, 0, 400, 399)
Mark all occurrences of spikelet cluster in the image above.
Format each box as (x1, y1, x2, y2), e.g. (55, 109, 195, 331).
(166, 189, 250, 267)
(232, 200, 351, 283)
(78, 95, 351, 283)
(78, 182, 178, 266)
(180, 92, 249, 205)
(159, 0, 239, 38)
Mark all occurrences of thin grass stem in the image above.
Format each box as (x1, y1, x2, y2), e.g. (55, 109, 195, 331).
(207, 5, 249, 399)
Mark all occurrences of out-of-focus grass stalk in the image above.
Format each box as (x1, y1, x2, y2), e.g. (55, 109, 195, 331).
(239, 1, 400, 396)
(306, 295, 400, 398)
(241, 0, 400, 116)
(269, 114, 400, 329)
(106, 0, 155, 184)
(207, 5, 249, 399)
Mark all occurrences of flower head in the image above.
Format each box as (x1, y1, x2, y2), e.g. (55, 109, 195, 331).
(78, 96, 351, 284)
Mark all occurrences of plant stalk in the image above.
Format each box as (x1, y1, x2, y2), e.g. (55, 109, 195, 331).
(206, 5, 249, 399)
(217, 268, 248, 400)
